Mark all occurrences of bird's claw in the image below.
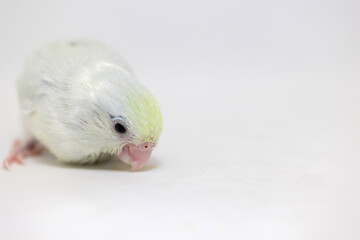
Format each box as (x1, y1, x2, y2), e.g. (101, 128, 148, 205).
(3, 139, 43, 170)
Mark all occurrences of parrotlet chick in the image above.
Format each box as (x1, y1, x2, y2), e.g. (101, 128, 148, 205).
(3, 40, 163, 171)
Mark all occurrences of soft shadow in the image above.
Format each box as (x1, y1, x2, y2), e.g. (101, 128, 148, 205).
(33, 150, 161, 172)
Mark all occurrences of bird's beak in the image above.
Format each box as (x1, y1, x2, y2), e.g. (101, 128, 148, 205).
(116, 143, 156, 171)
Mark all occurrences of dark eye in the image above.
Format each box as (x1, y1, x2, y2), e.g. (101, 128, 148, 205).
(115, 123, 126, 134)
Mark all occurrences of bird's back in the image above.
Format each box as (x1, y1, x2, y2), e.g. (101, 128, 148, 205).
(17, 40, 131, 108)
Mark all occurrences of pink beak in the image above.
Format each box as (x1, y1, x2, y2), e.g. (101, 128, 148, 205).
(116, 143, 156, 171)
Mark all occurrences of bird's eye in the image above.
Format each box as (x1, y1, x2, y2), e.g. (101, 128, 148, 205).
(115, 123, 126, 134)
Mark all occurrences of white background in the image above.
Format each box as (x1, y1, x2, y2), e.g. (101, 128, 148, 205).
(0, 0, 359, 239)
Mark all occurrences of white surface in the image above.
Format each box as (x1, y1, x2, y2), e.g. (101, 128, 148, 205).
(0, 0, 360, 239)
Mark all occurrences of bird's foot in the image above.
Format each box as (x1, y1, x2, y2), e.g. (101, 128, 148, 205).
(3, 139, 44, 170)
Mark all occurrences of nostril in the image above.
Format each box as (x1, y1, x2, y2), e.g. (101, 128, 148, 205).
(141, 143, 154, 150)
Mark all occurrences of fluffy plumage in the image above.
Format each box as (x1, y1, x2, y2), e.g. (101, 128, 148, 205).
(16, 40, 163, 168)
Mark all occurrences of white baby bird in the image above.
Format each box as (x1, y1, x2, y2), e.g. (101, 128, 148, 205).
(4, 40, 163, 171)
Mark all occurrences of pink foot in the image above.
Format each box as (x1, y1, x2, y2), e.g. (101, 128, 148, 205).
(3, 140, 44, 170)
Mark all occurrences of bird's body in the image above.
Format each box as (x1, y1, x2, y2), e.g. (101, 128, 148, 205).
(6, 40, 163, 170)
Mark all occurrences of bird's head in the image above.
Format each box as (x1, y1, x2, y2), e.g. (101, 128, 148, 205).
(74, 62, 163, 170)
(108, 89, 163, 170)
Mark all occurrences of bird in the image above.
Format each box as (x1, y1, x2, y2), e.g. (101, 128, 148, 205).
(3, 40, 163, 171)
